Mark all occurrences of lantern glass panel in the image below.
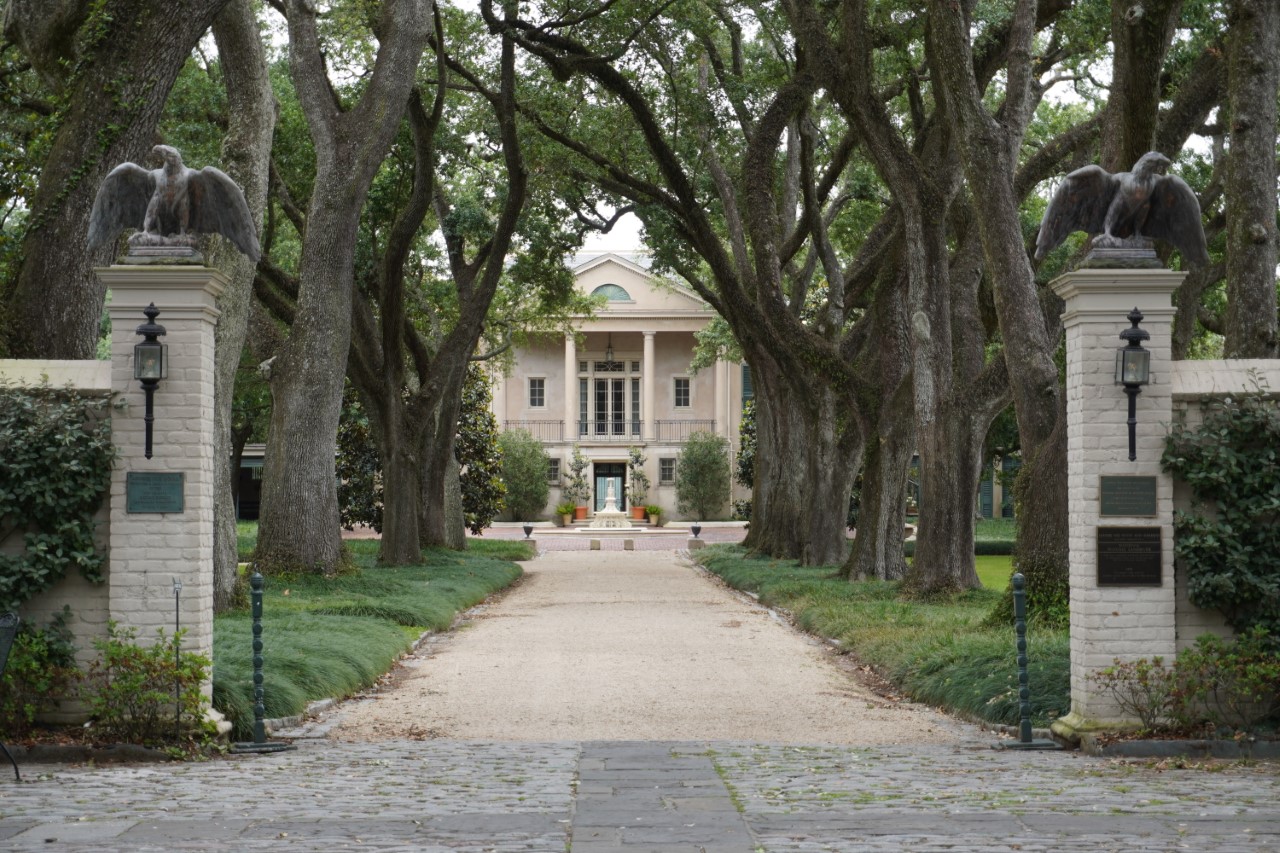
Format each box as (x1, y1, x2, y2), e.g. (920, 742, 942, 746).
(1115, 347, 1150, 386)
(134, 342, 167, 380)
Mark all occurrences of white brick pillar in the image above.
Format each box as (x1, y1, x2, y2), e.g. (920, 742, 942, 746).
(1050, 268, 1181, 737)
(99, 265, 226, 701)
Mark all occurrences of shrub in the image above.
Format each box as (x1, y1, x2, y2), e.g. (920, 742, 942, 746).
(1092, 630, 1280, 734)
(498, 429, 549, 520)
(0, 383, 114, 611)
(676, 431, 730, 520)
(1162, 392, 1280, 636)
(1093, 656, 1176, 731)
(0, 609, 79, 737)
(1173, 629, 1280, 732)
(82, 623, 213, 747)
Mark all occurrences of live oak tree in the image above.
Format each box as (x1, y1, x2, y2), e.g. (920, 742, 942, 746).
(253, 0, 431, 575)
(499, 1, 872, 567)
(0, 0, 233, 358)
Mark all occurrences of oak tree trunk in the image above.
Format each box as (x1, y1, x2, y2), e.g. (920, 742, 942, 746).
(209, 0, 274, 611)
(1223, 0, 1280, 358)
(254, 0, 429, 575)
(843, 383, 913, 581)
(744, 354, 859, 567)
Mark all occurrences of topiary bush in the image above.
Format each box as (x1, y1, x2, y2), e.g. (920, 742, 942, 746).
(0, 382, 114, 611)
(1162, 392, 1280, 636)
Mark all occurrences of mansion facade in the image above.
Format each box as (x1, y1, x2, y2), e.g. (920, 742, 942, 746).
(491, 254, 747, 520)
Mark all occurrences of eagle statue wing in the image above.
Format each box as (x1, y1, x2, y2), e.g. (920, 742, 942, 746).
(1143, 174, 1209, 267)
(186, 166, 261, 261)
(87, 163, 154, 250)
(1034, 165, 1119, 260)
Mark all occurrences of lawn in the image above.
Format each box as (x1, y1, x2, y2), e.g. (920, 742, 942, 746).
(695, 544, 1068, 727)
(215, 530, 531, 738)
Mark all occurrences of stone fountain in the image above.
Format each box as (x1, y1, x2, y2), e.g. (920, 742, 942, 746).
(588, 479, 633, 529)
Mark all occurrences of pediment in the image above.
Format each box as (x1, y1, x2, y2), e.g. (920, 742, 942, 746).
(572, 253, 708, 313)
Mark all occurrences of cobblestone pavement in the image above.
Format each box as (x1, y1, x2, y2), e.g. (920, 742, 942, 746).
(2, 739, 1277, 851)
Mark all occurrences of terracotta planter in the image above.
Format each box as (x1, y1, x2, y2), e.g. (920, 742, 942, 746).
(574, 506, 588, 520)
(630, 506, 647, 520)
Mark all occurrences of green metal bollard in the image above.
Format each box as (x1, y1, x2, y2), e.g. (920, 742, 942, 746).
(231, 569, 294, 754)
(995, 572, 1059, 750)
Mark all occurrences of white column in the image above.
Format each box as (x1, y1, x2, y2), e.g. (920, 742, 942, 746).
(491, 373, 507, 430)
(1050, 268, 1181, 737)
(564, 333, 577, 440)
(99, 264, 226, 702)
(714, 359, 730, 438)
(642, 331, 656, 441)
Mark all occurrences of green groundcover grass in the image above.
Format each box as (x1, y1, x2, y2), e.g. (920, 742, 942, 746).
(694, 544, 1069, 728)
(214, 535, 529, 739)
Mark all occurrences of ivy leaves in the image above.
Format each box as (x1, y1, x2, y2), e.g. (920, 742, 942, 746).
(0, 384, 114, 611)
(1163, 393, 1280, 637)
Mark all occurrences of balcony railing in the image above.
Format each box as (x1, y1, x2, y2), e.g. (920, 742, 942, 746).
(503, 420, 564, 441)
(656, 419, 716, 441)
(504, 419, 718, 443)
(577, 420, 642, 441)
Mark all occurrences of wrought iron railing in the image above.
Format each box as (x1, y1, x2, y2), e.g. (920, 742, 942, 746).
(577, 420, 642, 441)
(503, 420, 564, 441)
(655, 419, 716, 441)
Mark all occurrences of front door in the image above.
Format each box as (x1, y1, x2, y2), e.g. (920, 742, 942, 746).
(593, 463, 627, 511)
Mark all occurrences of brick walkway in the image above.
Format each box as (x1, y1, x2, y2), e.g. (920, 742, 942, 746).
(2, 739, 1277, 850)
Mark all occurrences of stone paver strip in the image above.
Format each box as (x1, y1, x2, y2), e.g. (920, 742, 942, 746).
(2, 740, 1278, 850)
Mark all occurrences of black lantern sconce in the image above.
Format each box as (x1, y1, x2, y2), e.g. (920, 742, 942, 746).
(1116, 307, 1151, 462)
(605, 333, 614, 363)
(134, 303, 168, 460)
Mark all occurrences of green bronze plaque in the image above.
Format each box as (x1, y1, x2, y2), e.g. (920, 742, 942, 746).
(1096, 526, 1162, 586)
(126, 472, 185, 514)
(1099, 475, 1158, 517)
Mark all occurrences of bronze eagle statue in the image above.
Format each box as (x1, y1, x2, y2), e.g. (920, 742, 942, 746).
(1034, 151, 1208, 266)
(88, 144, 260, 261)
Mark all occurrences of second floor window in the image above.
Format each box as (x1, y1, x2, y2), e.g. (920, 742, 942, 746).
(547, 458, 561, 483)
(659, 458, 676, 484)
(529, 377, 545, 408)
(674, 377, 690, 408)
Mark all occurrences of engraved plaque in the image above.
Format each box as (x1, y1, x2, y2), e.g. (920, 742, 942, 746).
(1100, 475, 1158, 517)
(126, 472, 185, 514)
(1096, 526, 1162, 586)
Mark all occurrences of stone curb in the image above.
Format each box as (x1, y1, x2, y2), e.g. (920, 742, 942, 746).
(1080, 733, 1280, 759)
(6, 743, 173, 764)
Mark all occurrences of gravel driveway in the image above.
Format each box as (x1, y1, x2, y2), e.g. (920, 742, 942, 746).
(327, 549, 975, 744)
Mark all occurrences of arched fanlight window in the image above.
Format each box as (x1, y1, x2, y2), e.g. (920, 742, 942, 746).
(591, 283, 632, 301)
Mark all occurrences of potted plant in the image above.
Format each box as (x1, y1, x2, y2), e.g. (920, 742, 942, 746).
(565, 444, 591, 519)
(627, 446, 650, 520)
(645, 504, 662, 526)
(555, 501, 576, 526)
